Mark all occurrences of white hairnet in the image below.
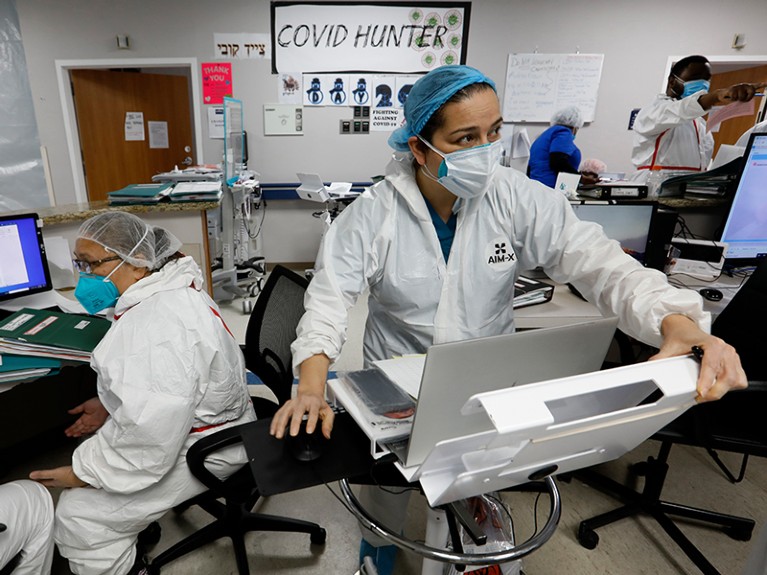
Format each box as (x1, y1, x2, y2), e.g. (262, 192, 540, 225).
(77, 211, 182, 270)
(550, 106, 584, 129)
(579, 158, 607, 174)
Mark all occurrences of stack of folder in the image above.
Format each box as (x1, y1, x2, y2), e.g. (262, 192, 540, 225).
(169, 181, 223, 202)
(0, 354, 61, 385)
(0, 308, 111, 362)
(108, 183, 173, 205)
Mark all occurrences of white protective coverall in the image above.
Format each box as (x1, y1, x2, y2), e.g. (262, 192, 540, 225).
(55, 256, 255, 575)
(0, 480, 54, 575)
(294, 155, 709, 546)
(631, 93, 715, 183)
(293, 154, 709, 373)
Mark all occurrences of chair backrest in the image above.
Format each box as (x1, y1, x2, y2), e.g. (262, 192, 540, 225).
(712, 260, 767, 380)
(244, 265, 309, 406)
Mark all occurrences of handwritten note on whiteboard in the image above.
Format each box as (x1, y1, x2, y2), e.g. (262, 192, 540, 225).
(503, 53, 604, 123)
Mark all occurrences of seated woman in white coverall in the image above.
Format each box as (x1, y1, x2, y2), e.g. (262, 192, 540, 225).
(631, 54, 763, 193)
(0, 480, 54, 575)
(270, 65, 747, 575)
(29, 212, 256, 575)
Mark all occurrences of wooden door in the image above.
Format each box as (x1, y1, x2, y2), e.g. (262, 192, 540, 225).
(709, 64, 767, 157)
(71, 69, 194, 202)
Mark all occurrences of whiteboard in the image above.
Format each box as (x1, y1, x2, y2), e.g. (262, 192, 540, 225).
(502, 53, 604, 123)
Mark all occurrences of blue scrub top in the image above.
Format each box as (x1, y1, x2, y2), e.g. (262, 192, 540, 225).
(424, 197, 457, 263)
(527, 125, 582, 188)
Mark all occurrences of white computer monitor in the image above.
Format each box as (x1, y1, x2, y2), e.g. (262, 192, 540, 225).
(0, 213, 53, 302)
(719, 132, 767, 266)
(570, 201, 658, 265)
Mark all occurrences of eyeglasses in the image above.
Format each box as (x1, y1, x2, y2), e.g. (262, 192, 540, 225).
(72, 255, 121, 274)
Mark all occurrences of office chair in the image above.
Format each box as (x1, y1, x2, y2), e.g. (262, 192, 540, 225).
(148, 266, 325, 574)
(242, 264, 309, 418)
(575, 261, 767, 575)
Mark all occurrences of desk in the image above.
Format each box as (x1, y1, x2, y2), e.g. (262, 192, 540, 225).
(516, 277, 737, 330)
(0, 364, 96, 470)
(516, 283, 601, 329)
(241, 413, 560, 575)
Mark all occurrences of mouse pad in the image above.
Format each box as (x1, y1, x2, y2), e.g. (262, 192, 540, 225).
(241, 412, 403, 496)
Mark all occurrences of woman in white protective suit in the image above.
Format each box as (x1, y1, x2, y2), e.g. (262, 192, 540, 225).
(270, 65, 747, 575)
(631, 54, 763, 194)
(29, 211, 256, 575)
(0, 480, 54, 574)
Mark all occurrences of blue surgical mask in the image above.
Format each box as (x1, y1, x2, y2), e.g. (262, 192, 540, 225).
(75, 268, 122, 315)
(675, 75, 710, 98)
(418, 136, 503, 199)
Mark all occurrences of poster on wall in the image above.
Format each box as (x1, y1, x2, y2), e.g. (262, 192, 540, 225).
(271, 1, 471, 73)
(201, 62, 233, 105)
(214, 33, 271, 60)
(279, 72, 303, 104)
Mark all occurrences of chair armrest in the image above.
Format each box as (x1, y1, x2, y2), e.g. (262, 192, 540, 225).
(186, 422, 257, 500)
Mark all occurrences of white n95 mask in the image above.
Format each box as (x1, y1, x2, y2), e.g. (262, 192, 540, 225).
(418, 136, 503, 200)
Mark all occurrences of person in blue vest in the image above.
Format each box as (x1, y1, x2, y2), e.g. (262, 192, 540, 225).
(527, 106, 585, 188)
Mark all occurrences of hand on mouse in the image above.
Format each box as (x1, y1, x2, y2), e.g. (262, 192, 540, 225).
(270, 354, 335, 440)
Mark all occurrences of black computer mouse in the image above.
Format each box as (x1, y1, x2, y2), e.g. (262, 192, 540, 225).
(285, 418, 327, 462)
(699, 288, 723, 302)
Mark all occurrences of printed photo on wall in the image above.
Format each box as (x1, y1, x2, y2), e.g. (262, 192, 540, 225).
(395, 75, 421, 108)
(326, 75, 350, 106)
(350, 76, 373, 106)
(303, 74, 326, 106)
(279, 73, 303, 104)
(373, 76, 395, 108)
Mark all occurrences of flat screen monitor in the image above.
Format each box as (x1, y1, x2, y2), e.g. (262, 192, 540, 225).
(570, 201, 657, 265)
(0, 213, 53, 302)
(719, 132, 767, 265)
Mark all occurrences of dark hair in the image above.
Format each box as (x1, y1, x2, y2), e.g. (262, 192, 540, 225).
(670, 55, 709, 77)
(418, 82, 495, 142)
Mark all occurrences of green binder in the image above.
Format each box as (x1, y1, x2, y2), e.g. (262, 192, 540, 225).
(0, 308, 111, 354)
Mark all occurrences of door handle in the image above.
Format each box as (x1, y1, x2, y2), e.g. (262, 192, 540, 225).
(182, 156, 193, 165)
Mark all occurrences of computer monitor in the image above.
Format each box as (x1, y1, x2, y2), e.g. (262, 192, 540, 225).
(0, 213, 53, 302)
(570, 201, 658, 265)
(719, 132, 767, 266)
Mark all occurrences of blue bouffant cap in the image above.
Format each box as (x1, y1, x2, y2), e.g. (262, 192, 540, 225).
(387, 65, 496, 152)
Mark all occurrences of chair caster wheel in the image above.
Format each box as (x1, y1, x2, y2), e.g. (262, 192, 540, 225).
(310, 528, 327, 545)
(577, 524, 599, 549)
(630, 461, 649, 476)
(137, 521, 162, 548)
(724, 525, 753, 541)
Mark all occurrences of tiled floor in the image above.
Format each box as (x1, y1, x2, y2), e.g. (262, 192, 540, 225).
(6, 285, 766, 575)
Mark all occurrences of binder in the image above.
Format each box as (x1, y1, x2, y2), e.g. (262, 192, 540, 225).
(512, 276, 554, 309)
(0, 308, 111, 361)
(577, 182, 648, 200)
(0, 353, 61, 383)
(108, 183, 172, 205)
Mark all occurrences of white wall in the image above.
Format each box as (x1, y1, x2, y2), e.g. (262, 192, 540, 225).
(15, 0, 767, 261)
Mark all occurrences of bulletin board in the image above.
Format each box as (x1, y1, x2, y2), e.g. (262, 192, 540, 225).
(502, 53, 604, 123)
